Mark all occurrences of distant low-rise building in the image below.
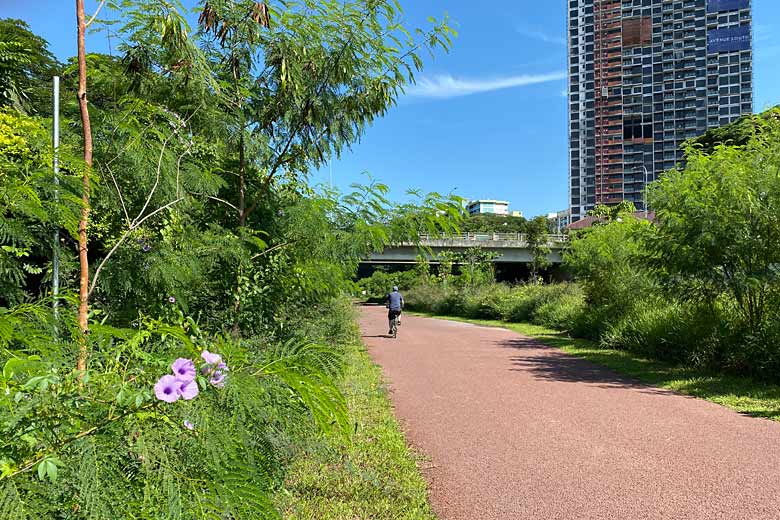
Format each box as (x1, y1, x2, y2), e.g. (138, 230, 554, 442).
(467, 200, 510, 216)
(547, 210, 571, 233)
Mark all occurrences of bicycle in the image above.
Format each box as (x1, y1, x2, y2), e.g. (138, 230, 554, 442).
(390, 314, 399, 339)
(387, 307, 401, 339)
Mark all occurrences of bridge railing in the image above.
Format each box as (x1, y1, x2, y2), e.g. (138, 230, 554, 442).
(417, 232, 569, 243)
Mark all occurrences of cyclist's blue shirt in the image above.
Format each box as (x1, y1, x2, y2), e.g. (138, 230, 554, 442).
(387, 291, 403, 311)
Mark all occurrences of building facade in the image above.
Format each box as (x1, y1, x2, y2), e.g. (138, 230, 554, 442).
(547, 209, 572, 232)
(568, 0, 753, 222)
(467, 200, 511, 216)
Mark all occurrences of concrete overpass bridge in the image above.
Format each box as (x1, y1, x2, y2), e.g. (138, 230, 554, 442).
(364, 233, 569, 265)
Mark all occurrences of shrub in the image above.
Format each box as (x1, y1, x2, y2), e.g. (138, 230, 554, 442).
(564, 217, 655, 317)
(0, 306, 350, 519)
(716, 300, 780, 380)
(532, 290, 586, 330)
(500, 284, 583, 327)
(600, 301, 723, 366)
(406, 281, 586, 332)
(461, 284, 512, 320)
(404, 284, 447, 314)
(358, 270, 427, 302)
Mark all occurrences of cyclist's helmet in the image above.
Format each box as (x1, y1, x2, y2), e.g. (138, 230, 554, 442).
(392, 286, 399, 291)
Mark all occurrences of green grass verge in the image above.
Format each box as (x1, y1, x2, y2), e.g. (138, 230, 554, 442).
(279, 342, 436, 520)
(411, 312, 780, 422)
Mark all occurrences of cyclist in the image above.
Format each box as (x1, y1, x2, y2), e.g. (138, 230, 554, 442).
(385, 286, 404, 335)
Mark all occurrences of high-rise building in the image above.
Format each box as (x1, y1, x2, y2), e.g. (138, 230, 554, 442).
(567, 0, 753, 222)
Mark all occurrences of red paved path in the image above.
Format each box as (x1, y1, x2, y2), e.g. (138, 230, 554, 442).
(358, 305, 780, 520)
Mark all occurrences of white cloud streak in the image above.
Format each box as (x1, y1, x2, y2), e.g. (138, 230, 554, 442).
(406, 71, 567, 99)
(516, 27, 566, 46)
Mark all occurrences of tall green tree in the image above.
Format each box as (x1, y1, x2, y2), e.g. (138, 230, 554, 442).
(587, 201, 637, 222)
(110, 0, 456, 330)
(0, 19, 61, 113)
(647, 109, 780, 333)
(525, 215, 552, 281)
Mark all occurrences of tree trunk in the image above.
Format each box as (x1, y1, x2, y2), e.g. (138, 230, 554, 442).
(231, 128, 247, 337)
(238, 130, 246, 227)
(76, 0, 92, 373)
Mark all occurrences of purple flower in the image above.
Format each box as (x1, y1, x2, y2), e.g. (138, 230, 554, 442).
(154, 375, 182, 403)
(200, 350, 228, 388)
(179, 379, 199, 400)
(142, 244, 152, 253)
(171, 358, 196, 381)
(209, 370, 226, 388)
(168, 296, 176, 304)
(201, 350, 222, 365)
(183, 420, 194, 430)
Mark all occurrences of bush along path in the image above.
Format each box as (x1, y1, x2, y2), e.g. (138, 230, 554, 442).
(359, 304, 780, 520)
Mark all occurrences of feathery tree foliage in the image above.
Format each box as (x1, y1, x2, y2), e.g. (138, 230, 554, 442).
(0, 2, 462, 517)
(0, 19, 61, 113)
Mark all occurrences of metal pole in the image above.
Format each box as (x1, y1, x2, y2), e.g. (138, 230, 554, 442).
(643, 165, 648, 219)
(53, 76, 60, 320)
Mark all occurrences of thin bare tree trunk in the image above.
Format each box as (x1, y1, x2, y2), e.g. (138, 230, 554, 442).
(238, 130, 246, 227)
(233, 61, 246, 334)
(76, 0, 92, 372)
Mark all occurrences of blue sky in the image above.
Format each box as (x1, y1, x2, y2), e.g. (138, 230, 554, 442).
(5, 0, 780, 217)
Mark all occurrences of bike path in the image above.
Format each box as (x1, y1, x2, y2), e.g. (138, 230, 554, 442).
(358, 305, 780, 520)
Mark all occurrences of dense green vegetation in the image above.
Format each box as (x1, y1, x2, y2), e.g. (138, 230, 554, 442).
(458, 213, 555, 234)
(0, 4, 461, 518)
(403, 107, 780, 383)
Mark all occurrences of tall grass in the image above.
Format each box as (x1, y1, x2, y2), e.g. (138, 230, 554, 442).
(405, 282, 586, 332)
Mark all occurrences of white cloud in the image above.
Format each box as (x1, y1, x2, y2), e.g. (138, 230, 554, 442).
(516, 27, 566, 46)
(406, 71, 567, 99)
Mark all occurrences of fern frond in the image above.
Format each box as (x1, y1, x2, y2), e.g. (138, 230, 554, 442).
(260, 339, 349, 442)
(0, 481, 27, 520)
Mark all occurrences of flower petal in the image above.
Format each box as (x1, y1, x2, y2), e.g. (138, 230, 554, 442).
(201, 350, 222, 365)
(179, 379, 199, 400)
(154, 375, 181, 403)
(171, 358, 196, 381)
(209, 370, 226, 388)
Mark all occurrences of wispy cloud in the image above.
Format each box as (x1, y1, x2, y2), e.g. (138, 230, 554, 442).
(406, 71, 567, 99)
(516, 26, 566, 46)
